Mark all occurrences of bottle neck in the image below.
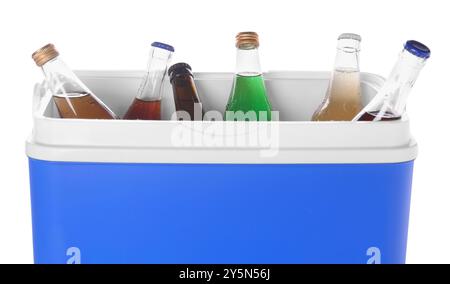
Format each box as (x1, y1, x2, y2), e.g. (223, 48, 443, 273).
(170, 69, 193, 83)
(235, 47, 262, 76)
(327, 40, 361, 103)
(41, 57, 90, 96)
(137, 47, 172, 101)
(375, 50, 427, 116)
(333, 40, 360, 72)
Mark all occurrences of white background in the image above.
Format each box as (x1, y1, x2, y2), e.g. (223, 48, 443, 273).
(0, 0, 449, 264)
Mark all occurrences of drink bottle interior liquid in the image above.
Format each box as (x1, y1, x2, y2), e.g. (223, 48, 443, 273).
(123, 98, 161, 120)
(168, 63, 203, 120)
(32, 44, 117, 119)
(123, 42, 174, 120)
(353, 40, 430, 122)
(225, 32, 272, 121)
(312, 33, 362, 121)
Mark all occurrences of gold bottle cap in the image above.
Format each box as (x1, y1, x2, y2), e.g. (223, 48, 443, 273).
(236, 32, 259, 49)
(32, 44, 59, 67)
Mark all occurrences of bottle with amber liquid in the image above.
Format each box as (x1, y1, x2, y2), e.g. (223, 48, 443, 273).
(225, 32, 272, 121)
(353, 40, 430, 121)
(168, 63, 203, 120)
(123, 42, 174, 120)
(312, 33, 362, 121)
(32, 44, 117, 119)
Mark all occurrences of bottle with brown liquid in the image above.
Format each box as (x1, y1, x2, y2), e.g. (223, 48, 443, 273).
(168, 63, 203, 120)
(32, 44, 117, 119)
(312, 33, 362, 121)
(123, 42, 174, 120)
(353, 40, 430, 121)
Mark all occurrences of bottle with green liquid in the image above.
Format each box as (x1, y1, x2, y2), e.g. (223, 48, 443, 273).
(225, 32, 272, 121)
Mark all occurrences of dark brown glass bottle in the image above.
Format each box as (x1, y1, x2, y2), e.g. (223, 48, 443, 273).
(168, 63, 203, 120)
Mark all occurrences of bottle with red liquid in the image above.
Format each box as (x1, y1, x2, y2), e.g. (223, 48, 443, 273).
(353, 40, 430, 122)
(123, 42, 174, 120)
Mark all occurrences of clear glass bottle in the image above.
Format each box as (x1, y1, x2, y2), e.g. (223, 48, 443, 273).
(123, 42, 174, 120)
(168, 63, 203, 120)
(225, 32, 272, 121)
(312, 33, 362, 121)
(354, 40, 430, 121)
(32, 44, 117, 119)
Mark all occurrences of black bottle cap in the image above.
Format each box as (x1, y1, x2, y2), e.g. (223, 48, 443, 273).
(168, 62, 192, 77)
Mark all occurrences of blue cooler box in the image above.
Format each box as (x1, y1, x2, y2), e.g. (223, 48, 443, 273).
(26, 71, 417, 264)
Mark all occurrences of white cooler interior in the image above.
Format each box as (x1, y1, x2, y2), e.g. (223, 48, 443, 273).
(41, 71, 383, 121)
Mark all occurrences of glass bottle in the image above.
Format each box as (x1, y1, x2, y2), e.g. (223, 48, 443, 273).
(32, 44, 117, 119)
(123, 42, 174, 120)
(225, 32, 272, 121)
(168, 63, 203, 120)
(312, 33, 362, 121)
(354, 40, 430, 121)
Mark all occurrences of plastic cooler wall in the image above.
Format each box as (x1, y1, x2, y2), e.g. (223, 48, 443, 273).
(29, 158, 414, 264)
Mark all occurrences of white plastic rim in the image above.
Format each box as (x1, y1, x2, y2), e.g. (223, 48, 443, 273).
(26, 71, 417, 164)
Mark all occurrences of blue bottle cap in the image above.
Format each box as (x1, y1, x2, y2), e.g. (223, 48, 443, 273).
(151, 42, 175, 52)
(404, 40, 430, 59)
